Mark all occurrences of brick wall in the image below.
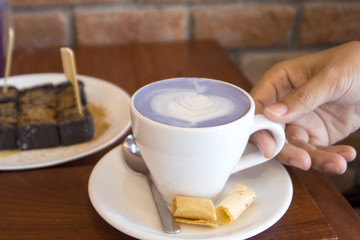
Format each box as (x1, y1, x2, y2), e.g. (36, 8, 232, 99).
(9, 0, 360, 198)
(9, 0, 360, 83)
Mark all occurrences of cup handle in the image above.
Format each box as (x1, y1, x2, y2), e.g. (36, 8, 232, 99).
(231, 114, 285, 174)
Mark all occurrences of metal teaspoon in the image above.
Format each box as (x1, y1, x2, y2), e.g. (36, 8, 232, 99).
(121, 134, 181, 234)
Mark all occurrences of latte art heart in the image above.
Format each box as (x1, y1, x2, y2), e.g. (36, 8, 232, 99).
(151, 90, 235, 126)
(133, 78, 250, 128)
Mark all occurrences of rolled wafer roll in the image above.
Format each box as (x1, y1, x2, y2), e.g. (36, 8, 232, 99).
(215, 184, 256, 225)
(172, 195, 218, 228)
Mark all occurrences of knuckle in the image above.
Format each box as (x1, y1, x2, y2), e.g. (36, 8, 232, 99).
(288, 88, 314, 109)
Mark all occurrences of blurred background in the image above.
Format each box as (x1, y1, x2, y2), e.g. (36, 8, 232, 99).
(8, 0, 360, 213)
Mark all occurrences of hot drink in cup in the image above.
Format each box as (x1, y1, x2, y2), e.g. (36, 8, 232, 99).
(130, 77, 285, 203)
(133, 78, 250, 128)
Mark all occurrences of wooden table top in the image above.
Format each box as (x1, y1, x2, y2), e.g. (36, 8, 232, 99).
(1, 41, 359, 240)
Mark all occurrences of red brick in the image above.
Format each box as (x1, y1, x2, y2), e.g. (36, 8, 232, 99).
(12, 0, 124, 6)
(76, 8, 187, 46)
(137, 0, 234, 2)
(13, 12, 66, 50)
(299, 3, 360, 45)
(193, 5, 295, 48)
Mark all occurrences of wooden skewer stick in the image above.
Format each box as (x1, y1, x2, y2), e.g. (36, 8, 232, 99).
(60, 47, 83, 116)
(3, 27, 14, 93)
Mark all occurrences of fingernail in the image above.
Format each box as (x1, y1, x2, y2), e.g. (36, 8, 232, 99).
(265, 103, 288, 117)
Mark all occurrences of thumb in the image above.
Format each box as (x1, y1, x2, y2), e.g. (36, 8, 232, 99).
(264, 76, 330, 123)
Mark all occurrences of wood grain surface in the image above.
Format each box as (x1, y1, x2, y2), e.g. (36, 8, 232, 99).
(0, 41, 359, 239)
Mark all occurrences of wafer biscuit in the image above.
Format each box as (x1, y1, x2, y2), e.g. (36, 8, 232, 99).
(172, 195, 218, 228)
(216, 184, 256, 225)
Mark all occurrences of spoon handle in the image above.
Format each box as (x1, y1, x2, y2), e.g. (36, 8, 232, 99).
(145, 175, 181, 234)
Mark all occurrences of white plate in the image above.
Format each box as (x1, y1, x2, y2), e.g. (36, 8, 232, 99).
(0, 73, 131, 170)
(88, 145, 293, 240)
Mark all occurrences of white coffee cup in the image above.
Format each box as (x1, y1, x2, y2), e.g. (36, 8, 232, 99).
(130, 77, 285, 203)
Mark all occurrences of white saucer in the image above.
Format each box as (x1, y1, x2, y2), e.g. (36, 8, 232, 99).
(88, 145, 293, 240)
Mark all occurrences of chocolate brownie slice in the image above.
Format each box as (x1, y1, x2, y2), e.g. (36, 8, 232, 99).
(0, 86, 19, 103)
(0, 102, 17, 149)
(16, 106, 60, 150)
(57, 107, 94, 146)
(19, 84, 57, 108)
(55, 81, 86, 113)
